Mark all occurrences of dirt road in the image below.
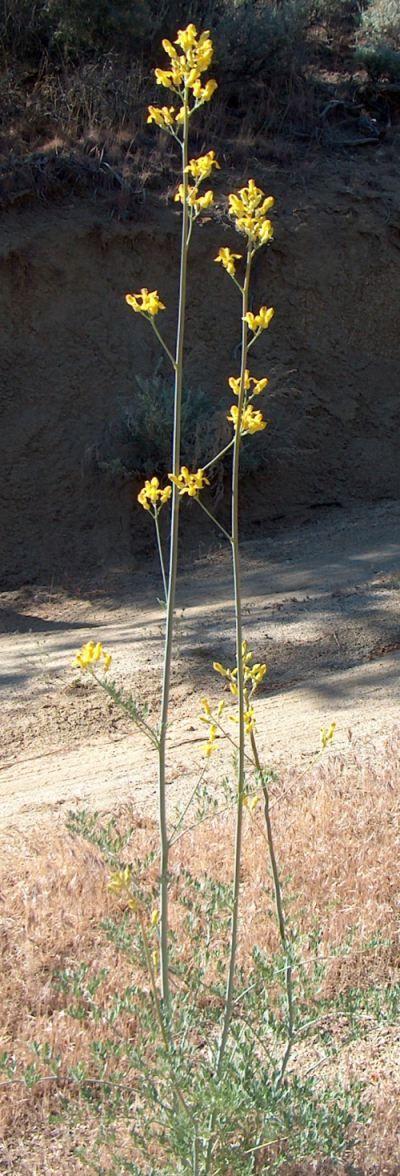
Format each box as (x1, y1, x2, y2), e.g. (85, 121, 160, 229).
(1, 500, 399, 830)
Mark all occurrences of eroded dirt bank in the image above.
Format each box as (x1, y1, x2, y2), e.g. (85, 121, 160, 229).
(1, 150, 400, 587)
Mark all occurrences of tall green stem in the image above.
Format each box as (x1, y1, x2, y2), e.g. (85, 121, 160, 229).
(205, 245, 252, 1173)
(216, 247, 253, 1063)
(250, 731, 295, 1086)
(158, 89, 190, 1017)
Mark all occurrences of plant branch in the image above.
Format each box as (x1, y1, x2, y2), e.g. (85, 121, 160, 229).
(150, 318, 177, 369)
(154, 511, 168, 604)
(196, 496, 232, 543)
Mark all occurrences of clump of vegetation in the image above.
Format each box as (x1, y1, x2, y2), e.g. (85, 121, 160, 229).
(1, 0, 394, 185)
(360, 0, 400, 48)
(96, 371, 227, 482)
(356, 0, 400, 79)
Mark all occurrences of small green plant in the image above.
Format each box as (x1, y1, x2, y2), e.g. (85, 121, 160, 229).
(96, 369, 227, 481)
(355, 41, 400, 78)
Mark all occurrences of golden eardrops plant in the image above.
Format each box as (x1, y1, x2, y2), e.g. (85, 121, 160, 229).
(71, 22, 306, 1168)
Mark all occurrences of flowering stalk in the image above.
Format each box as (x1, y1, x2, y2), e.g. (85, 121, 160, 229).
(215, 243, 253, 1074)
(157, 88, 190, 1018)
(130, 28, 219, 1027)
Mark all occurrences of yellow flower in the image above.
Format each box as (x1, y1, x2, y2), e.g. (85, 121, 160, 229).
(257, 219, 274, 245)
(244, 706, 256, 734)
(244, 306, 275, 332)
(150, 908, 160, 928)
(185, 150, 220, 181)
(125, 288, 165, 316)
(214, 247, 242, 277)
(174, 183, 214, 215)
(175, 22, 199, 51)
(200, 697, 212, 718)
(227, 404, 267, 434)
(228, 371, 268, 398)
(108, 867, 132, 894)
(321, 721, 336, 750)
(154, 70, 174, 89)
(213, 661, 229, 679)
(169, 466, 209, 497)
(244, 793, 260, 814)
(137, 477, 172, 513)
(162, 38, 178, 59)
(147, 105, 176, 128)
(73, 641, 112, 673)
(248, 662, 268, 687)
(192, 78, 218, 102)
(228, 180, 275, 247)
(203, 722, 218, 757)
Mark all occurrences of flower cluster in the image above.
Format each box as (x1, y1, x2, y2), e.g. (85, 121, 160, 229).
(199, 697, 225, 757)
(156, 25, 215, 91)
(244, 305, 275, 333)
(169, 466, 209, 497)
(214, 247, 242, 277)
(125, 289, 165, 316)
(213, 641, 267, 698)
(147, 105, 176, 129)
(230, 703, 256, 734)
(73, 641, 112, 673)
(227, 403, 267, 435)
(227, 368, 269, 434)
(138, 477, 172, 513)
(211, 643, 267, 747)
(186, 150, 219, 182)
(175, 150, 220, 217)
(228, 179, 275, 248)
(174, 184, 214, 216)
(148, 25, 217, 133)
(228, 371, 268, 398)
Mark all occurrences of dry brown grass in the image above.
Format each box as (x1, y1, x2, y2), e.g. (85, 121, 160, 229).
(0, 730, 399, 1173)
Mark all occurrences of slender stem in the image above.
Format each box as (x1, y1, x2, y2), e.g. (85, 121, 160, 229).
(231, 274, 244, 294)
(138, 911, 193, 1122)
(205, 248, 253, 1176)
(215, 243, 252, 1065)
(196, 496, 232, 544)
(247, 328, 261, 351)
(150, 318, 177, 369)
(202, 437, 235, 473)
(154, 511, 168, 603)
(192, 1136, 200, 1175)
(157, 88, 190, 1020)
(250, 730, 295, 1086)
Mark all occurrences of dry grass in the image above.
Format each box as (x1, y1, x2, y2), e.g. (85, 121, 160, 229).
(0, 730, 399, 1173)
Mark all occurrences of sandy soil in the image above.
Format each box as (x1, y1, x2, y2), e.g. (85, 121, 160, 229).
(0, 499, 399, 831)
